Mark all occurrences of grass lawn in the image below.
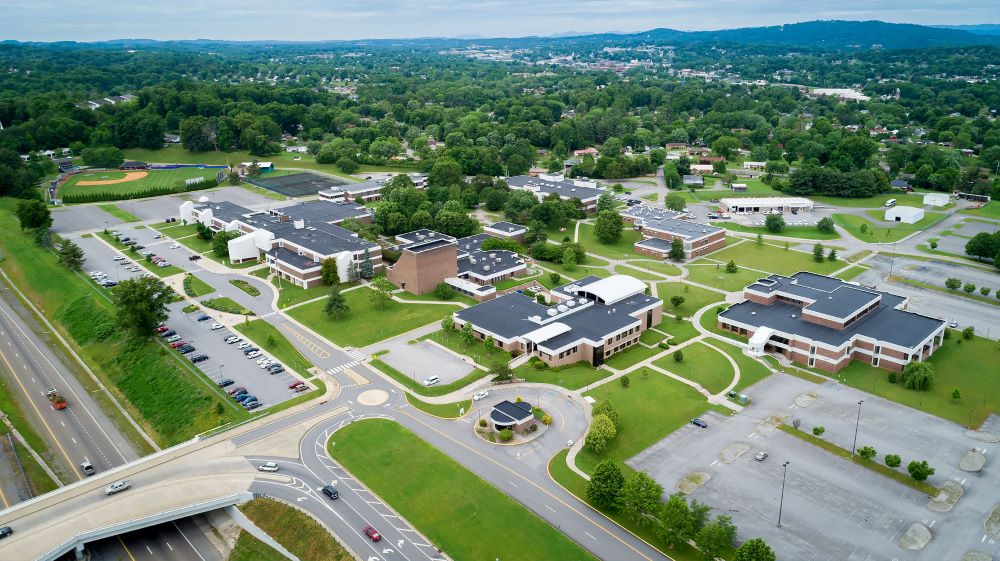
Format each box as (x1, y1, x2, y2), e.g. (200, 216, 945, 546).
(577, 223, 644, 260)
(834, 265, 868, 281)
(370, 357, 483, 396)
(229, 532, 284, 561)
(657, 282, 727, 318)
(835, 334, 1000, 427)
(494, 273, 543, 291)
(59, 167, 221, 199)
(201, 296, 253, 315)
(329, 419, 600, 561)
(661, 318, 700, 344)
(641, 192, 658, 202)
(95, 231, 185, 277)
(711, 341, 774, 393)
(175, 233, 214, 254)
(543, 258, 612, 280)
(961, 201, 1000, 220)
(183, 274, 215, 297)
(685, 262, 769, 292)
(513, 361, 611, 390)
(122, 146, 364, 182)
(273, 277, 335, 308)
(419, 328, 509, 366)
(698, 305, 746, 342)
(577, 368, 718, 473)
(611, 264, 663, 280)
(717, 222, 840, 240)
(890, 275, 1000, 308)
(288, 288, 453, 348)
(240, 498, 354, 561)
(404, 394, 471, 418)
(639, 329, 666, 345)
(234, 320, 314, 376)
(833, 211, 946, 243)
(0, 385, 61, 490)
(704, 241, 843, 276)
(623, 259, 682, 276)
(602, 344, 665, 370)
(151, 222, 200, 239)
(394, 290, 476, 306)
(229, 278, 261, 297)
(97, 203, 141, 223)
(811, 194, 924, 208)
(655, 342, 733, 394)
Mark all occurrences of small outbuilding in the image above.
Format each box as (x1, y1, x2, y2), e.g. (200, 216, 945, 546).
(885, 206, 924, 224)
(489, 400, 535, 433)
(922, 193, 950, 207)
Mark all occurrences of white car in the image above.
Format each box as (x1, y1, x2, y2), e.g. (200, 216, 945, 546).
(210, 323, 224, 330)
(257, 461, 279, 472)
(246, 351, 261, 359)
(473, 390, 489, 401)
(170, 243, 180, 249)
(104, 480, 131, 495)
(225, 336, 241, 344)
(259, 361, 273, 369)
(237, 342, 251, 349)
(113, 256, 125, 261)
(256, 357, 270, 365)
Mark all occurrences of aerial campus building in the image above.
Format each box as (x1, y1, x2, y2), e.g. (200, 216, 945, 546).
(178, 199, 380, 288)
(506, 173, 605, 213)
(453, 275, 662, 367)
(719, 272, 946, 373)
(622, 205, 726, 259)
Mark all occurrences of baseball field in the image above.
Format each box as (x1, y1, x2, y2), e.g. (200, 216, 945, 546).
(58, 168, 222, 199)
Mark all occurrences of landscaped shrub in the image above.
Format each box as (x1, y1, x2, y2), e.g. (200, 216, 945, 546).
(229, 279, 261, 297)
(498, 428, 514, 442)
(201, 297, 253, 315)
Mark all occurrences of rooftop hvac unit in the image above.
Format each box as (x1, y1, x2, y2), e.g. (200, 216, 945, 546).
(483, 265, 490, 271)
(547, 309, 558, 316)
(566, 300, 576, 307)
(489, 253, 496, 258)
(578, 298, 587, 305)
(469, 257, 477, 264)
(417, 234, 425, 240)
(557, 305, 568, 312)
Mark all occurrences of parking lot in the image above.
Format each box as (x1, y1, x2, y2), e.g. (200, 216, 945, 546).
(628, 373, 994, 561)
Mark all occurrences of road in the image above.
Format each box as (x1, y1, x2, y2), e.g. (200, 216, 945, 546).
(85, 518, 222, 561)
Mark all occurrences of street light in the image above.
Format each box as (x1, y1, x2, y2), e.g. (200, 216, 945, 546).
(777, 461, 790, 527)
(219, 363, 224, 381)
(851, 400, 864, 455)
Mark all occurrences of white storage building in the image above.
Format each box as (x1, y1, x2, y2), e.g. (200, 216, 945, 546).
(885, 206, 924, 224)
(922, 193, 950, 207)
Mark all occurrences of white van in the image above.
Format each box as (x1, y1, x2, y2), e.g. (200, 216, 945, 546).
(884, 198, 897, 207)
(422, 376, 440, 387)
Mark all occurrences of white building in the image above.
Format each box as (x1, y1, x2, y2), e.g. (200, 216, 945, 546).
(719, 197, 814, 214)
(922, 193, 950, 207)
(742, 161, 767, 171)
(885, 206, 924, 224)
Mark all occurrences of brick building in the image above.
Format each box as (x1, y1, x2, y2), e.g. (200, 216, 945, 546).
(718, 273, 946, 373)
(623, 205, 726, 259)
(506, 173, 604, 214)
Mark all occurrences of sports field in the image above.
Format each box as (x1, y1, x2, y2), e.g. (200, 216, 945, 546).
(58, 167, 222, 198)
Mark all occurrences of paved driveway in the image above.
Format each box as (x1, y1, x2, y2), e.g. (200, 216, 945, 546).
(378, 340, 477, 385)
(52, 205, 123, 234)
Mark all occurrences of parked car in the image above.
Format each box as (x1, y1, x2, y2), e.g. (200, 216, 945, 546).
(242, 347, 259, 355)
(293, 385, 307, 393)
(160, 330, 176, 338)
(188, 255, 202, 261)
(171, 341, 189, 348)
(257, 461, 279, 472)
(165, 335, 181, 343)
(170, 243, 180, 249)
(242, 398, 259, 408)
(228, 386, 247, 396)
(153, 234, 163, 239)
(690, 418, 708, 429)
(237, 342, 252, 349)
(473, 390, 489, 401)
(268, 367, 284, 375)
(197, 315, 211, 322)
(949, 319, 959, 328)
(191, 354, 209, 364)
(154, 326, 170, 334)
(245, 401, 262, 411)
(754, 451, 768, 461)
(422, 376, 440, 387)
(363, 526, 381, 542)
(267, 364, 283, 372)
(210, 323, 224, 330)
(104, 480, 131, 495)
(113, 255, 125, 261)
(246, 351, 261, 359)
(321, 485, 339, 499)
(178, 346, 196, 354)
(217, 378, 235, 388)
(225, 336, 241, 344)
(289, 381, 305, 390)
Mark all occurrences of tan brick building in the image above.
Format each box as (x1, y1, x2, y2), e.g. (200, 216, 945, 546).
(623, 205, 726, 259)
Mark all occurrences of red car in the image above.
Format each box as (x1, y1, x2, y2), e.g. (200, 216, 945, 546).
(171, 341, 189, 348)
(228, 386, 247, 396)
(154, 326, 170, 334)
(288, 381, 305, 390)
(363, 526, 381, 542)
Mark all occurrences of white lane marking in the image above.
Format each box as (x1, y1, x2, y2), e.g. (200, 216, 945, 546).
(509, 481, 519, 488)
(710, 459, 719, 466)
(146, 546, 153, 555)
(746, 432, 755, 438)
(166, 542, 173, 551)
(544, 504, 556, 513)
(172, 520, 208, 561)
(585, 531, 597, 540)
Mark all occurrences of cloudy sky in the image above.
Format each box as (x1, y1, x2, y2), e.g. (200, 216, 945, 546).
(4, 0, 997, 42)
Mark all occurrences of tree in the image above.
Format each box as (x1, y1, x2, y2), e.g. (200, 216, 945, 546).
(324, 285, 350, 320)
(827, 248, 838, 262)
(816, 217, 835, 233)
(56, 239, 85, 271)
(488, 361, 513, 382)
(594, 210, 624, 244)
(562, 246, 577, 270)
(586, 414, 617, 453)
(620, 471, 664, 527)
(665, 194, 686, 212)
(952, 387, 962, 401)
(596, 192, 616, 213)
(228, 170, 242, 185)
(433, 282, 455, 301)
(548, 272, 561, 286)
(668, 238, 685, 261)
(812, 426, 825, 437)
(725, 260, 738, 273)
(734, 538, 776, 561)
(81, 146, 124, 168)
(498, 428, 513, 442)
(429, 157, 463, 187)
(884, 454, 902, 469)
(907, 460, 935, 481)
(335, 157, 359, 174)
(461, 321, 475, 345)
(944, 277, 961, 291)
(712, 136, 741, 159)
(196, 222, 213, 241)
(712, 160, 728, 175)
(321, 258, 340, 285)
(212, 231, 240, 258)
(111, 277, 174, 333)
(673, 350, 684, 362)
(963, 282, 976, 294)
(592, 400, 621, 429)
(980, 286, 991, 297)
(15, 199, 52, 231)
(765, 214, 785, 233)
(586, 460, 625, 511)
(346, 262, 359, 283)
(857, 446, 877, 462)
(901, 361, 933, 391)
(657, 493, 693, 548)
(964, 232, 1000, 261)
(483, 335, 495, 352)
(670, 295, 685, 310)
(962, 326, 975, 339)
(812, 243, 825, 263)
(368, 277, 393, 310)
(696, 519, 735, 560)
(756, 233, 764, 246)
(359, 248, 374, 279)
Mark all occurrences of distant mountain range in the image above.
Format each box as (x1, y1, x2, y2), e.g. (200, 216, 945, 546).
(932, 24, 1000, 36)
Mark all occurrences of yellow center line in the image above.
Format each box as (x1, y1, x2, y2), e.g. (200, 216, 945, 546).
(0, 346, 79, 481)
(117, 534, 138, 561)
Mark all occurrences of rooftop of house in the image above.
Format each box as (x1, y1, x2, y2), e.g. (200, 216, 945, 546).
(506, 175, 604, 201)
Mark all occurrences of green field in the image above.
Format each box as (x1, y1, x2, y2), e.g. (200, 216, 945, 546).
(234, 319, 314, 375)
(654, 342, 733, 394)
(835, 334, 1000, 427)
(834, 211, 947, 243)
(0, 382, 63, 488)
(623, 259, 682, 276)
(833, 265, 868, 281)
(229, 532, 284, 561)
(97, 203, 141, 222)
(718, 222, 840, 240)
(404, 394, 471, 418)
(602, 343, 664, 370)
(121, 145, 366, 182)
(661, 319, 700, 344)
(271, 276, 357, 309)
(577, 223, 644, 260)
(711, 341, 774, 393)
(183, 274, 215, 297)
(513, 361, 611, 390)
(961, 201, 1000, 220)
(370, 357, 483, 396)
(657, 282, 727, 317)
(577, 369, 719, 473)
(151, 222, 200, 239)
(811, 194, 924, 208)
(329, 419, 600, 561)
(59, 167, 221, 198)
(201, 296, 253, 315)
(704, 241, 843, 276)
(288, 288, 453, 348)
(685, 262, 769, 292)
(240, 499, 354, 561)
(611, 264, 663, 280)
(419, 328, 509, 366)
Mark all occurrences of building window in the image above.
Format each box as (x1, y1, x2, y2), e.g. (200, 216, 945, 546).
(809, 345, 816, 354)
(808, 357, 815, 367)
(874, 345, 881, 355)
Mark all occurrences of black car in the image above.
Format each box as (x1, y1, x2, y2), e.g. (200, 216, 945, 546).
(160, 330, 176, 338)
(268, 367, 284, 375)
(321, 485, 339, 499)
(0, 526, 11, 539)
(191, 354, 209, 363)
(690, 418, 709, 429)
(178, 346, 196, 354)
(243, 347, 259, 355)
(217, 378, 235, 388)
(245, 401, 262, 411)
(189, 255, 202, 261)
(197, 315, 211, 322)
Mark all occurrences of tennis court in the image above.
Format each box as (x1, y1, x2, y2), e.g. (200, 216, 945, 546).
(247, 172, 350, 197)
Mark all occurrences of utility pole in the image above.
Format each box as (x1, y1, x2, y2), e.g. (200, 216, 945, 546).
(852, 400, 864, 455)
(777, 461, 790, 527)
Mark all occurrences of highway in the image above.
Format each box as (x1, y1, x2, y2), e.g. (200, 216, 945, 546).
(86, 518, 221, 561)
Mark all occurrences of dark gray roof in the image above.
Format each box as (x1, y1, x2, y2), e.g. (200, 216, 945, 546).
(635, 237, 674, 251)
(271, 221, 375, 255)
(458, 250, 524, 279)
(683, 175, 704, 184)
(748, 272, 899, 320)
(455, 233, 491, 253)
(335, 179, 383, 195)
(276, 200, 371, 225)
(624, 205, 721, 240)
(506, 175, 604, 201)
(486, 221, 527, 235)
(396, 229, 451, 245)
(490, 400, 533, 424)
(199, 201, 257, 223)
(266, 247, 321, 270)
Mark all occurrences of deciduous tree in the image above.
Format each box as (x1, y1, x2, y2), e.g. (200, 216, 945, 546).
(111, 277, 174, 333)
(586, 460, 625, 511)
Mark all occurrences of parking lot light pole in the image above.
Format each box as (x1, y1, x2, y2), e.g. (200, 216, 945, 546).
(851, 400, 864, 456)
(219, 364, 224, 381)
(777, 461, 790, 527)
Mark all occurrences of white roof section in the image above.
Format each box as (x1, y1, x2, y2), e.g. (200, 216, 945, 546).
(886, 206, 923, 218)
(571, 275, 646, 305)
(720, 196, 814, 207)
(747, 326, 774, 356)
(522, 322, 572, 344)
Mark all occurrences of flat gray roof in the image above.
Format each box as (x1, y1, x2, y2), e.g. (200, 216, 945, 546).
(506, 175, 603, 201)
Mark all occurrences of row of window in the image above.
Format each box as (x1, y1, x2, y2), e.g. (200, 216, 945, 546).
(557, 346, 579, 359)
(606, 326, 640, 346)
(605, 338, 636, 358)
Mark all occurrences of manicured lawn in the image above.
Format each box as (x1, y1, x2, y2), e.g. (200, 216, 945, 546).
(655, 342, 733, 394)
(273, 277, 336, 308)
(611, 264, 664, 280)
(394, 290, 476, 306)
(639, 328, 666, 345)
(513, 361, 611, 390)
(404, 394, 471, 418)
(811, 194, 924, 208)
(704, 241, 843, 276)
(717, 222, 840, 240)
(288, 288, 454, 347)
(370, 358, 483, 396)
(835, 334, 1000, 427)
(657, 282, 727, 318)
(685, 262, 769, 292)
(494, 272, 543, 291)
(151, 222, 200, 239)
(229, 532, 284, 561)
(577, 223, 644, 260)
(240, 498, 354, 561)
(234, 319, 314, 376)
(97, 203, 141, 222)
(183, 274, 215, 297)
(711, 341, 775, 393)
(833, 265, 868, 281)
(176, 233, 214, 254)
(961, 201, 1000, 220)
(543, 259, 612, 280)
(229, 278, 262, 297)
(59, 167, 221, 199)
(623, 259, 682, 276)
(577, 369, 717, 472)
(122, 145, 364, 182)
(602, 344, 665, 370)
(834, 211, 947, 243)
(699, 305, 746, 342)
(660, 318, 700, 344)
(329, 419, 600, 561)
(201, 296, 253, 315)
(420, 328, 509, 366)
